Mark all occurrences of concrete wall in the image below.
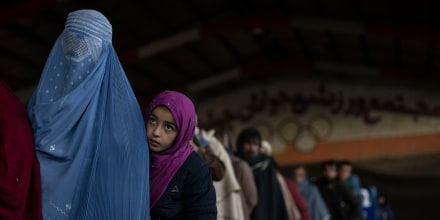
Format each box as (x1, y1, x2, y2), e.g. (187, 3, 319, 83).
(196, 79, 440, 165)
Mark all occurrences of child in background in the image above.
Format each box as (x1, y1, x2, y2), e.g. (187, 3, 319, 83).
(360, 188, 377, 220)
(378, 194, 394, 220)
(146, 90, 217, 220)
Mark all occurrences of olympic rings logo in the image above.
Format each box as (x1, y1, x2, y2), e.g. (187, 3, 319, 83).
(250, 114, 333, 153)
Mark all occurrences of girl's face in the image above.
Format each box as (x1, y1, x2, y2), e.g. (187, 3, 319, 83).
(146, 106, 178, 152)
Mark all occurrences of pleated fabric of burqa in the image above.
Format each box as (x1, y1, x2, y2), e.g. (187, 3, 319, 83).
(27, 9, 149, 220)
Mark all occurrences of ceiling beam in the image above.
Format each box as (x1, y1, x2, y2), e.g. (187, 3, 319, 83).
(156, 53, 193, 82)
(137, 3, 180, 35)
(120, 14, 440, 65)
(186, 43, 217, 72)
(325, 32, 343, 62)
(253, 30, 288, 58)
(187, 58, 440, 93)
(293, 29, 314, 60)
(0, 0, 60, 25)
(125, 64, 164, 87)
(4, 23, 52, 46)
(0, 46, 42, 70)
(359, 35, 372, 65)
(216, 36, 245, 65)
(119, 28, 199, 65)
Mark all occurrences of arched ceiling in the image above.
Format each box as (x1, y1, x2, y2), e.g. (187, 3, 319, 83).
(1, 0, 440, 106)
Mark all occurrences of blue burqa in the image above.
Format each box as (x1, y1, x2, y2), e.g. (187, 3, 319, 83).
(27, 9, 149, 219)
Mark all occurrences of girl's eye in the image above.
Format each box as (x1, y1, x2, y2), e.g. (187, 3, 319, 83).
(149, 117, 157, 124)
(165, 124, 175, 131)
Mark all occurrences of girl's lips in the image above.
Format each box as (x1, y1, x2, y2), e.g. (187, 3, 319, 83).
(149, 140, 160, 148)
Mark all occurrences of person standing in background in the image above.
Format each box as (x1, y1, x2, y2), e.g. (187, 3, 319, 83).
(27, 9, 149, 219)
(293, 165, 331, 220)
(261, 140, 309, 220)
(217, 130, 258, 220)
(198, 128, 245, 220)
(360, 188, 377, 220)
(235, 127, 289, 220)
(230, 153, 258, 220)
(338, 160, 363, 220)
(316, 160, 359, 220)
(377, 194, 394, 220)
(0, 82, 42, 220)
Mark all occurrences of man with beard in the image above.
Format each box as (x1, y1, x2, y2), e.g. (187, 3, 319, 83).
(316, 160, 359, 220)
(235, 127, 289, 220)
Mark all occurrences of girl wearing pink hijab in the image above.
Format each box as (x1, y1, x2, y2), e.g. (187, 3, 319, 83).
(146, 90, 216, 220)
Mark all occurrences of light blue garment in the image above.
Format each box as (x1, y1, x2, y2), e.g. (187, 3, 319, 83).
(297, 180, 331, 220)
(27, 9, 149, 219)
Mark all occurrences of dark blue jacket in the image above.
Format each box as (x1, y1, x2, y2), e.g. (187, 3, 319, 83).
(151, 151, 217, 220)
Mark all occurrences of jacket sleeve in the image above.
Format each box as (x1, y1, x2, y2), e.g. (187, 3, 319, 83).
(183, 154, 217, 220)
(238, 160, 258, 214)
(196, 146, 226, 181)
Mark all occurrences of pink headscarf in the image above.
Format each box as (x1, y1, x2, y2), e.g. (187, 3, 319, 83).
(147, 90, 196, 208)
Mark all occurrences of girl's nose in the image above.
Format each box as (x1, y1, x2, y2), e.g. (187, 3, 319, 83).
(152, 125, 161, 136)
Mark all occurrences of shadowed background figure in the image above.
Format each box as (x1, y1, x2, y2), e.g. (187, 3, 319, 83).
(0, 82, 42, 220)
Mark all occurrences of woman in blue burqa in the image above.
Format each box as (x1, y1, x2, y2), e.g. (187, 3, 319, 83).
(27, 9, 149, 219)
